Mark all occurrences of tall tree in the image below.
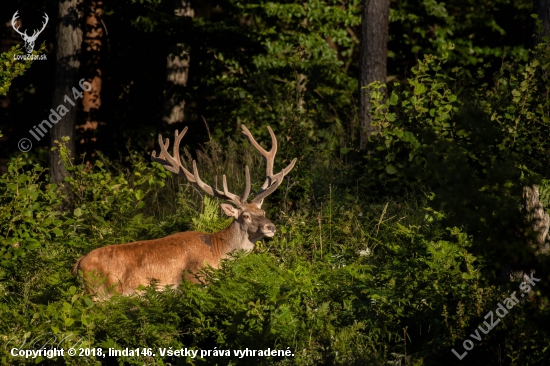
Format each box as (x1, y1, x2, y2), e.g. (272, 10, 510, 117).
(534, 0, 550, 39)
(80, 0, 104, 153)
(50, 0, 83, 189)
(163, 0, 194, 125)
(359, 0, 390, 149)
(523, 0, 550, 255)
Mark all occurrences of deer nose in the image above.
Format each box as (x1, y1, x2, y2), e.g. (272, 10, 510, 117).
(265, 224, 276, 232)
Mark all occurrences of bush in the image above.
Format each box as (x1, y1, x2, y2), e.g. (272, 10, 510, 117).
(364, 43, 550, 271)
(1, 146, 549, 365)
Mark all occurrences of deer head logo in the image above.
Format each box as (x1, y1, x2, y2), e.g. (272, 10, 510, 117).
(12, 11, 49, 54)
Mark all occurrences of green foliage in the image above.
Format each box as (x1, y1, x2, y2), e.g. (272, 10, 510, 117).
(0, 144, 549, 365)
(390, 0, 531, 76)
(0, 159, 65, 280)
(0, 45, 44, 96)
(364, 43, 550, 266)
(52, 137, 175, 246)
(1, 1, 548, 364)
(122, 0, 359, 156)
(368, 41, 550, 187)
(192, 196, 233, 233)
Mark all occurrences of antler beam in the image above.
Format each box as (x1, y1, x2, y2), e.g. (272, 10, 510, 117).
(151, 127, 196, 181)
(151, 127, 251, 207)
(241, 125, 297, 205)
(11, 11, 26, 37)
(152, 125, 295, 208)
(11, 11, 49, 39)
(34, 13, 49, 38)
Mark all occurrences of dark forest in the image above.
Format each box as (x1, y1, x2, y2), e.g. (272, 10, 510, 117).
(1, 0, 549, 364)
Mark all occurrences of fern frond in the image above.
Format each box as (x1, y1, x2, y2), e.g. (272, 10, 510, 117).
(192, 196, 232, 233)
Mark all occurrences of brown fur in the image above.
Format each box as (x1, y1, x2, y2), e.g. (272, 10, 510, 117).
(74, 203, 273, 298)
(73, 256, 84, 276)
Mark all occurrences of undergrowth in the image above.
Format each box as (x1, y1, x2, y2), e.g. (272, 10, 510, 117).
(1, 133, 548, 366)
(2, 45, 550, 365)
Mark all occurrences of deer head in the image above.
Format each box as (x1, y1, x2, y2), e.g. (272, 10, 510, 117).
(151, 125, 296, 247)
(12, 11, 49, 54)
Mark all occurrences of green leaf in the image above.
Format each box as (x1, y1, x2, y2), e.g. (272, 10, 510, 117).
(389, 93, 398, 105)
(414, 83, 427, 95)
(386, 165, 397, 174)
(84, 297, 94, 308)
(81, 314, 89, 326)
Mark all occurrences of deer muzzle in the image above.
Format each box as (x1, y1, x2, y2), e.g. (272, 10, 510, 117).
(262, 223, 276, 237)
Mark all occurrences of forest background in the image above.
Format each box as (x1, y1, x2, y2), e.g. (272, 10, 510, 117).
(1, 0, 550, 365)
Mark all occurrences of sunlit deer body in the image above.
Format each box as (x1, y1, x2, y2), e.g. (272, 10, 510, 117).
(74, 125, 296, 298)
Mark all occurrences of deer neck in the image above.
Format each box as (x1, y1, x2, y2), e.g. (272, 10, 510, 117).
(211, 220, 255, 256)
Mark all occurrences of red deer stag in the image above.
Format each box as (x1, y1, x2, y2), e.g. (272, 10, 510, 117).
(74, 125, 296, 298)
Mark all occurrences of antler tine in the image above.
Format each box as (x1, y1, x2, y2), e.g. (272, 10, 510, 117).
(171, 128, 186, 167)
(29, 13, 49, 39)
(11, 11, 25, 37)
(152, 127, 252, 207)
(252, 157, 297, 204)
(192, 161, 242, 207)
(240, 124, 297, 206)
(151, 127, 195, 182)
(30, 13, 48, 39)
(241, 166, 251, 202)
(222, 175, 244, 205)
(241, 125, 276, 184)
(41, 13, 49, 31)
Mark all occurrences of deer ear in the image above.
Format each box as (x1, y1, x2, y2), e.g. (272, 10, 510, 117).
(220, 203, 239, 218)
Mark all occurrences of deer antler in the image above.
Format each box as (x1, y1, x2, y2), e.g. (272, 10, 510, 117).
(151, 127, 250, 207)
(32, 13, 49, 39)
(11, 12, 48, 40)
(11, 11, 26, 38)
(241, 125, 297, 206)
(152, 125, 295, 207)
(151, 127, 196, 181)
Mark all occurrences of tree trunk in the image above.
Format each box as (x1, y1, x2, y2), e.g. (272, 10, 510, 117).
(296, 73, 307, 112)
(359, 0, 390, 149)
(505, 1, 550, 283)
(505, 185, 549, 284)
(523, 0, 550, 255)
(163, 0, 194, 125)
(79, 0, 104, 153)
(523, 0, 550, 254)
(523, 185, 550, 254)
(534, 0, 550, 41)
(50, 0, 83, 205)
